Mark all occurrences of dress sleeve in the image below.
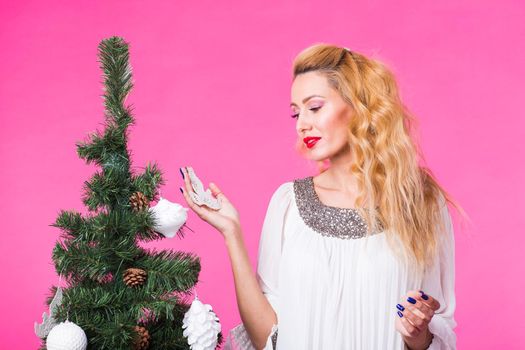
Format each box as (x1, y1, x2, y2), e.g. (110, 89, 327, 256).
(421, 194, 457, 349)
(224, 182, 293, 350)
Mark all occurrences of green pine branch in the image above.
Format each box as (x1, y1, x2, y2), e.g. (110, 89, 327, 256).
(137, 250, 201, 294)
(133, 162, 165, 199)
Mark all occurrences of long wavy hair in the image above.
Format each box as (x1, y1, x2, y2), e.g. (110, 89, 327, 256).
(292, 43, 468, 273)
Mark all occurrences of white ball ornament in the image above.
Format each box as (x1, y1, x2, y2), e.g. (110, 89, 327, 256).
(148, 197, 188, 238)
(46, 321, 87, 350)
(182, 294, 221, 350)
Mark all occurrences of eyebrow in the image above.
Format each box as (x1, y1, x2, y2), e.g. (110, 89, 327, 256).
(290, 94, 325, 107)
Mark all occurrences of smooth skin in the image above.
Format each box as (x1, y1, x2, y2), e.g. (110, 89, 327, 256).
(179, 70, 435, 349)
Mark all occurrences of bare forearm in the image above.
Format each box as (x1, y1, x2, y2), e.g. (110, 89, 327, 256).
(224, 228, 277, 350)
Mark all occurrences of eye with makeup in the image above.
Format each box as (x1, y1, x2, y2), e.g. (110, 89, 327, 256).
(290, 106, 322, 119)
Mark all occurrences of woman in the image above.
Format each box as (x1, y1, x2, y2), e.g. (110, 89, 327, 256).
(179, 43, 464, 349)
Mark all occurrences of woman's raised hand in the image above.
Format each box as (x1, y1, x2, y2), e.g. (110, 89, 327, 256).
(179, 166, 241, 238)
(395, 289, 440, 349)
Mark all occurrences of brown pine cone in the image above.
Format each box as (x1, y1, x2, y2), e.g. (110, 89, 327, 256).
(130, 191, 149, 212)
(123, 267, 147, 287)
(133, 325, 150, 350)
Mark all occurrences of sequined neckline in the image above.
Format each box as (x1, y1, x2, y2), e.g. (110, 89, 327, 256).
(292, 176, 382, 239)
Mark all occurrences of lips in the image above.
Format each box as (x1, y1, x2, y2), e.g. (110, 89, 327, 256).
(303, 136, 321, 149)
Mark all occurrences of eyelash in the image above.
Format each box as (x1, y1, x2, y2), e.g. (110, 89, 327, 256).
(290, 106, 321, 119)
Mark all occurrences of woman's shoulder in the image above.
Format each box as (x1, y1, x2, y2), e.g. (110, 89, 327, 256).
(269, 180, 294, 202)
(267, 176, 313, 209)
(262, 180, 296, 224)
(271, 175, 311, 198)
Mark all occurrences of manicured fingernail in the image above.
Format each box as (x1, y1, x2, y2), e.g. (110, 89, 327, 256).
(396, 304, 405, 311)
(421, 294, 429, 300)
(179, 187, 183, 193)
(407, 297, 416, 304)
(179, 167, 185, 179)
(397, 311, 403, 318)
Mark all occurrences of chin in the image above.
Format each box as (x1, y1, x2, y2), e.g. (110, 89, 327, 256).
(306, 150, 331, 162)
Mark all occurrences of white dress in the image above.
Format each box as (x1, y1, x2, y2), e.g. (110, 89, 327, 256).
(224, 176, 457, 350)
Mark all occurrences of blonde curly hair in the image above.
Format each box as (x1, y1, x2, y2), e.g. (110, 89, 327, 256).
(292, 43, 467, 272)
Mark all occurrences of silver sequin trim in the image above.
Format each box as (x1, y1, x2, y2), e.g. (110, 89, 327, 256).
(271, 329, 278, 349)
(293, 176, 383, 239)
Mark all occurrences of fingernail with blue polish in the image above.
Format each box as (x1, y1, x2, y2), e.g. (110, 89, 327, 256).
(407, 297, 416, 304)
(179, 167, 185, 179)
(421, 294, 429, 300)
(397, 311, 403, 318)
(396, 304, 405, 311)
(179, 187, 183, 193)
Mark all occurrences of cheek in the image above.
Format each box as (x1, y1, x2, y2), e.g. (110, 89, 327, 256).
(318, 116, 348, 144)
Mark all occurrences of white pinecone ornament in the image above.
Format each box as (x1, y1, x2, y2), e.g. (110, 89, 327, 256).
(182, 294, 221, 350)
(46, 320, 87, 350)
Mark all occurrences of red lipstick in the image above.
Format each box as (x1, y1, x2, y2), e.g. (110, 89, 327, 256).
(303, 136, 321, 149)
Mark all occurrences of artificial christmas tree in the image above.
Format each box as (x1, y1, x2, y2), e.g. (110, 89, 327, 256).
(35, 36, 223, 349)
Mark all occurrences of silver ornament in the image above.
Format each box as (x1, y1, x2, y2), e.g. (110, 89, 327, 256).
(148, 197, 188, 238)
(35, 286, 63, 339)
(186, 166, 221, 210)
(182, 294, 221, 350)
(46, 320, 87, 350)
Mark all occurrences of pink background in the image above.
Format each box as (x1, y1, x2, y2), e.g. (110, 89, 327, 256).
(1, 0, 524, 348)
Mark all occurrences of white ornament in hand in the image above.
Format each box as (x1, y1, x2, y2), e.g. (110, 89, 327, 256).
(186, 166, 221, 210)
(148, 197, 188, 238)
(46, 320, 87, 350)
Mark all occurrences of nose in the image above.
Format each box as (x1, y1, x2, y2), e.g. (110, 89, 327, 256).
(296, 113, 312, 135)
